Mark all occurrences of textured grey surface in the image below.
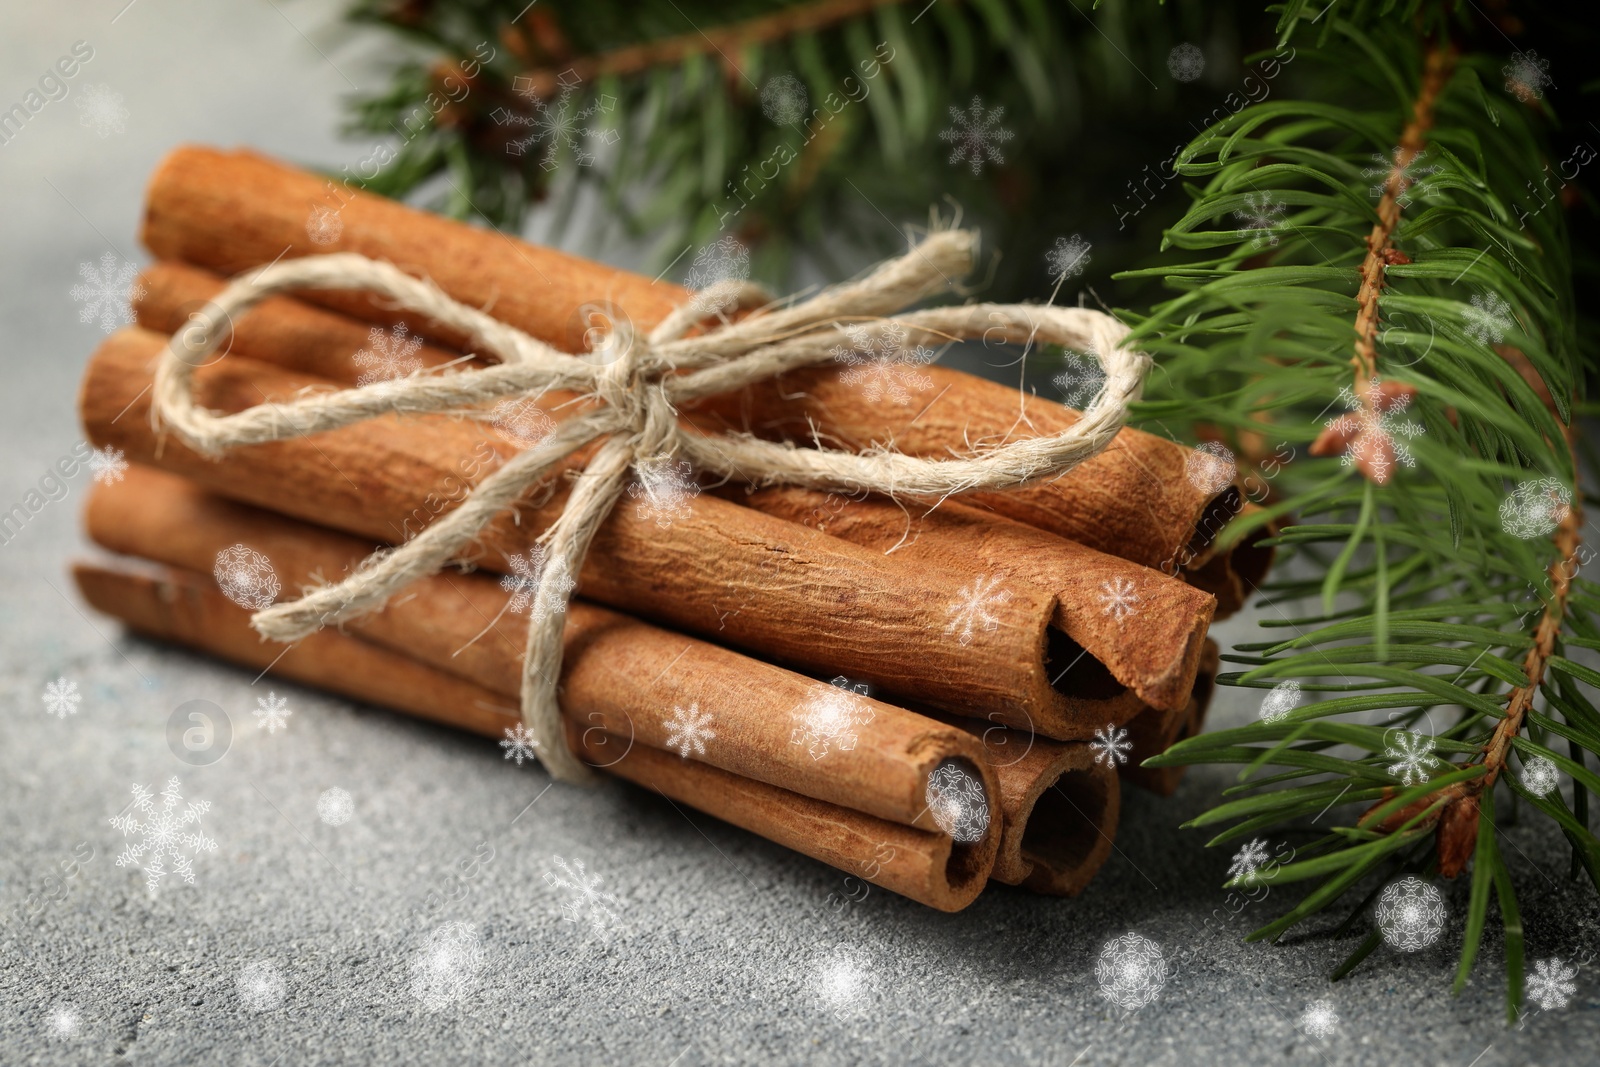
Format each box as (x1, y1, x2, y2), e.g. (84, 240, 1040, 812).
(1, 4, 1596, 1065)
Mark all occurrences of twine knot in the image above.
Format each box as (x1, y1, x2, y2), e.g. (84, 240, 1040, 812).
(151, 229, 1150, 783)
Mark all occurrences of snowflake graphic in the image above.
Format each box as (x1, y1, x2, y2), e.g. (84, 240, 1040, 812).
(497, 70, 619, 171)
(1233, 191, 1287, 249)
(317, 787, 354, 826)
(1383, 729, 1440, 786)
(831, 320, 936, 405)
(545, 855, 620, 933)
(1097, 577, 1140, 621)
(814, 945, 875, 1019)
(253, 691, 292, 734)
(1185, 441, 1237, 494)
(499, 548, 574, 621)
(75, 84, 128, 137)
(1320, 378, 1425, 483)
(1499, 478, 1572, 540)
(1227, 838, 1271, 885)
(353, 323, 424, 386)
(1375, 875, 1446, 951)
(684, 235, 752, 317)
(490, 396, 557, 449)
(305, 204, 343, 246)
(43, 677, 81, 719)
(1503, 50, 1553, 103)
(791, 677, 875, 761)
(409, 921, 484, 1011)
(664, 702, 716, 759)
(1090, 723, 1133, 767)
(925, 763, 990, 843)
(71, 252, 145, 334)
(627, 455, 700, 528)
(1054, 348, 1107, 410)
(1527, 957, 1577, 1011)
(213, 543, 280, 610)
(1462, 290, 1514, 347)
(1045, 234, 1092, 282)
(1095, 932, 1168, 1011)
(1520, 755, 1561, 798)
(1167, 43, 1205, 83)
(108, 777, 217, 892)
(761, 72, 809, 124)
(942, 574, 1013, 646)
(88, 445, 128, 485)
(1361, 148, 1439, 209)
(939, 96, 1015, 176)
(1300, 998, 1340, 1039)
(237, 960, 286, 1013)
(47, 1003, 81, 1040)
(500, 723, 541, 765)
(1259, 681, 1302, 724)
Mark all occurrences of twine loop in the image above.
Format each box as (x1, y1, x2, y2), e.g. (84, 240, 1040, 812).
(151, 229, 1149, 782)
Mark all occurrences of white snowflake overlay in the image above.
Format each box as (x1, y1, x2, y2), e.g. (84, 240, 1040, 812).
(1095, 932, 1169, 1011)
(1499, 478, 1572, 540)
(545, 855, 621, 933)
(43, 677, 81, 719)
(943, 574, 1012, 646)
(1090, 723, 1133, 767)
(939, 96, 1015, 175)
(237, 960, 286, 1012)
(1375, 875, 1446, 951)
(1503, 50, 1553, 103)
(831, 320, 936, 405)
(1300, 998, 1340, 1039)
(317, 787, 354, 826)
(491, 395, 557, 449)
(409, 921, 484, 1011)
(47, 1003, 81, 1040)
(791, 677, 875, 761)
(500, 723, 540, 765)
(761, 72, 809, 125)
(1185, 441, 1237, 495)
(1519, 755, 1561, 798)
(109, 777, 217, 892)
(1045, 234, 1092, 282)
(1167, 43, 1205, 83)
(684, 235, 752, 317)
(75, 84, 128, 137)
(814, 945, 875, 1019)
(1098, 577, 1140, 621)
(1259, 680, 1302, 724)
(497, 70, 619, 171)
(1233, 191, 1287, 249)
(1361, 148, 1438, 209)
(71, 252, 145, 334)
(353, 323, 424, 386)
(88, 445, 128, 485)
(627, 455, 700, 528)
(1227, 838, 1271, 885)
(925, 763, 990, 843)
(1526, 957, 1577, 1011)
(254, 691, 292, 734)
(1323, 378, 1426, 482)
(214, 544, 280, 610)
(1383, 730, 1440, 787)
(499, 547, 576, 622)
(664, 702, 716, 759)
(1054, 348, 1107, 409)
(1462, 290, 1514, 347)
(305, 204, 344, 246)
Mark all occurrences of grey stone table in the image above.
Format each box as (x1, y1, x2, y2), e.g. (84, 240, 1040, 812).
(0, 4, 1594, 1063)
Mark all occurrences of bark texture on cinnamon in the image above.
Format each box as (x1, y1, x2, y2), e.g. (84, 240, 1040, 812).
(74, 561, 992, 910)
(1121, 638, 1220, 795)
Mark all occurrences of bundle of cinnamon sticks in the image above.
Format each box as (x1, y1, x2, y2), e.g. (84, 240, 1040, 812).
(72, 146, 1262, 911)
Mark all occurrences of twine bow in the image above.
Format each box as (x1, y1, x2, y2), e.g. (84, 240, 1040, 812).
(153, 229, 1149, 782)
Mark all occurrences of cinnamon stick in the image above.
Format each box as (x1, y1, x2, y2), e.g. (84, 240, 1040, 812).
(81, 328, 1147, 738)
(138, 146, 1268, 605)
(73, 561, 990, 910)
(1121, 638, 1220, 796)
